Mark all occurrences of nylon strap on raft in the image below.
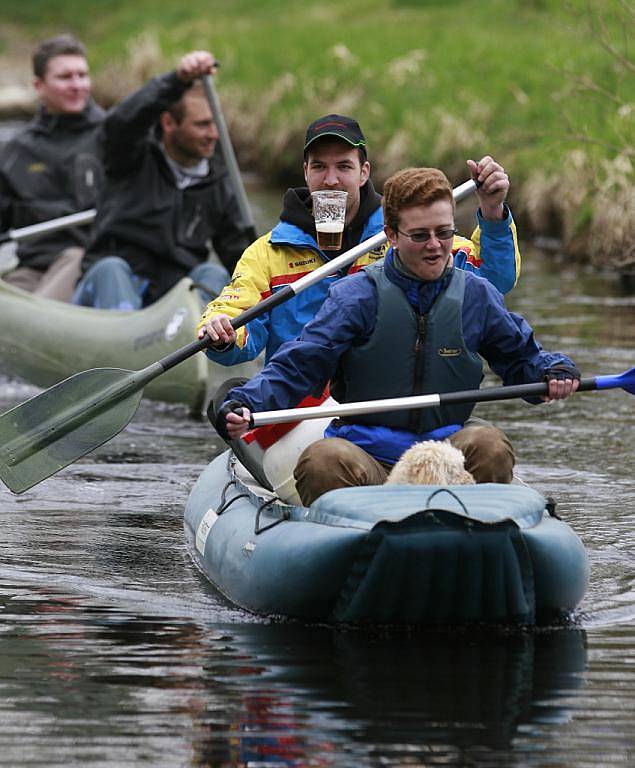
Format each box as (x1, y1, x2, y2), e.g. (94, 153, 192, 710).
(425, 487, 471, 517)
(215, 453, 250, 515)
(216, 479, 250, 516)
(254, 497, 290, 535)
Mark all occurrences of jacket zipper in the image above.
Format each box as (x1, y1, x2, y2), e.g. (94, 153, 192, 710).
(185, 204, 203, 240)
(408, 314, 427, 432)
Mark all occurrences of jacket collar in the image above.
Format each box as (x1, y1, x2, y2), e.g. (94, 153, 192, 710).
(384, 248, 453, 315)
(32, 100, 105, 134)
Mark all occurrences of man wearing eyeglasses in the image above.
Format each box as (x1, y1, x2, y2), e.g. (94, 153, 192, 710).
(197, 114, 520, 365)
(214, 167, 580, 504)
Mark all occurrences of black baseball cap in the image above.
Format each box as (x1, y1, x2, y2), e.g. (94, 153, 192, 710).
(304, 114, 367, 158)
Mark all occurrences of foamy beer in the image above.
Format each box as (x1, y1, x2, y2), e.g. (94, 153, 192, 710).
(311, 190, 347, 251)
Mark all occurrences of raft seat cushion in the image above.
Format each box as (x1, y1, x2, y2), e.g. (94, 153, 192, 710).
(305, 483, 547, 531)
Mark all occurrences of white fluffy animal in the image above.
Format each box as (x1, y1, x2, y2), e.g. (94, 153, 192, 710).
(386, 440, 475, 486)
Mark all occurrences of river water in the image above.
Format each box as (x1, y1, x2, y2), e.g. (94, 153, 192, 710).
(1, 191, 634, 766)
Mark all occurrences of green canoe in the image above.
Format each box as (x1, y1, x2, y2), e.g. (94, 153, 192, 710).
(0, 276, 258, 412)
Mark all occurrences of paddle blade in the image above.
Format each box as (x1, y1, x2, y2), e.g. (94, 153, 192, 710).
(0, 368, 144, 494)
(594, 366, 635, 395)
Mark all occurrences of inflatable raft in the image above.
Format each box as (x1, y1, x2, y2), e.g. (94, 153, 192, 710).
(184, 450, 589, 626)
(0, 276, 257, 411)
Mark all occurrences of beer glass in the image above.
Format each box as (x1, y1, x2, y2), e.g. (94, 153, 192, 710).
(311, 190, 347, 251)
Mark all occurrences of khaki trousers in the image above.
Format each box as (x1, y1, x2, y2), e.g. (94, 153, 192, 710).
(3, 247, 85, 302)
(293, 419, 516, 507)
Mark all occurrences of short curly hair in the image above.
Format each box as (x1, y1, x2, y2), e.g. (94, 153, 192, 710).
(382, 167, 455, 232)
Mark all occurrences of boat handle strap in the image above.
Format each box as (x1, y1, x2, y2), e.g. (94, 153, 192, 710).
(217, 478, 250, 516)
(425, 488, 470, 517)
(255, 497, 290, 535)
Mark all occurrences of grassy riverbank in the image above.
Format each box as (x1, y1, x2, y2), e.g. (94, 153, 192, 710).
(1, 0, 633, 268)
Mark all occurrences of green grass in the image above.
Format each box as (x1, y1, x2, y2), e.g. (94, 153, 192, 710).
(1, 0, 629, 170)
(1, 0, 633, 262)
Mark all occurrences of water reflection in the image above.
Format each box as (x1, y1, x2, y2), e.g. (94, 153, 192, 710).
(191, 625, 589, 766)
(0, 584, 588, 767)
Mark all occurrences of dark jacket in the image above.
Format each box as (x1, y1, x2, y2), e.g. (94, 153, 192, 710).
(84, 71, 251, 303)
(0, 102, 105, 269)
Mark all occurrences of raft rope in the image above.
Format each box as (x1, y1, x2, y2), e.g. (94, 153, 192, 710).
(222, 451, 290, 534)
(546, 497, 559, 518)
(425, 487, 471, 517)
(254, 497, 290, 535)
(216, 477, 250, 516)
(211, 453, 250, 514)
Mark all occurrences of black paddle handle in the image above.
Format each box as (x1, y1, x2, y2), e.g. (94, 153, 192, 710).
(157, 285, 297, 373)
(439, 377, 597, 406)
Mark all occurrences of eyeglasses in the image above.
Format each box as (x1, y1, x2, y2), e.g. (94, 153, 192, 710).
(396, 227, 457, 243)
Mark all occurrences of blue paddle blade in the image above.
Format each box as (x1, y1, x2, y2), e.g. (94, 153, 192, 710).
(594, 366, 635, 395)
